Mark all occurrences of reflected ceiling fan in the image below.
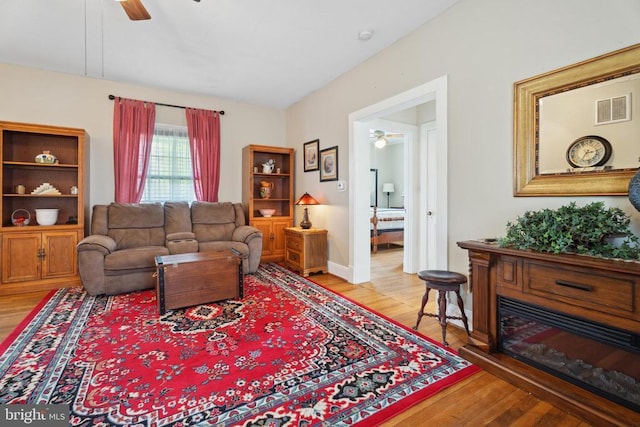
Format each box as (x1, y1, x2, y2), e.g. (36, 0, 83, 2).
(116, 0, 201, 21)
(371, 130, 404, 148)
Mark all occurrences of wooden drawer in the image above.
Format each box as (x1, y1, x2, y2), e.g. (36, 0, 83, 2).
(285, 248, 303, 269)
(524, 260, 635, 316)
(286, 234, 303, 251)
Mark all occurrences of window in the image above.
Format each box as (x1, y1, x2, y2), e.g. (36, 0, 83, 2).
(140, 124, 196, 202)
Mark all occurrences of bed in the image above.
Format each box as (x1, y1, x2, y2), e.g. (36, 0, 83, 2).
(370, 207, 404, 253)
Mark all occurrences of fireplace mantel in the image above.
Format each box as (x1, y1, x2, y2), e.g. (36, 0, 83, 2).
(457, 240, 640, 426)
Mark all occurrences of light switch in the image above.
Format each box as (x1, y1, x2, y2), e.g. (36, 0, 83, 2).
(337, 180, 346, 191)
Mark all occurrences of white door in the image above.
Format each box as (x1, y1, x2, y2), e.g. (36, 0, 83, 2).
(419, 121, 438, 271)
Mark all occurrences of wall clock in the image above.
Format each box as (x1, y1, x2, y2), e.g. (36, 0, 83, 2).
(566, 135, 612, 168)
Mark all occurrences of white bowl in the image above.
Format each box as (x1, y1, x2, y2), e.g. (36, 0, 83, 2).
(259, 209, 276, 217)
(35, 209, 59, 225)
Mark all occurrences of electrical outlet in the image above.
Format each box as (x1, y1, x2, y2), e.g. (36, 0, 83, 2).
(337, 180, 346, 191)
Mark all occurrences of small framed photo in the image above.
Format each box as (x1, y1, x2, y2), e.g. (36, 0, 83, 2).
(320, 146, 338, 182)
(303, 139, 319, 172)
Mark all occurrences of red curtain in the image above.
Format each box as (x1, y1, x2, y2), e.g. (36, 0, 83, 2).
(186, 108, 220, 201)
(113, 97, 156, 203)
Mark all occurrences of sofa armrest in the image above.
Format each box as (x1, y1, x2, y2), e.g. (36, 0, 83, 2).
(232, 225, 262, 243)
(232, 225, 263, 274)
(166, 231, 198, 254)
(77, 235, 116, 296)
(77, 235, 116, 255)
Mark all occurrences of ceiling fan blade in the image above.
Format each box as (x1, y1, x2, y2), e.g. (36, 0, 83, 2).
(120, 0, 151, 21)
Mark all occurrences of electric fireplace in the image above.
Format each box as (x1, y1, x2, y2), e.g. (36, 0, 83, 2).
(457, 240, 640, 425)
(499, 297, 640, 412)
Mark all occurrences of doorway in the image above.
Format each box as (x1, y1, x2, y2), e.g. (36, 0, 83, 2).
(348, 76, 448, 284)
(368, 120, 415, 273)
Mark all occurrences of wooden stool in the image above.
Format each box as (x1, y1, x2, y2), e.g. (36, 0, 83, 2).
(413, 270, 470, 346)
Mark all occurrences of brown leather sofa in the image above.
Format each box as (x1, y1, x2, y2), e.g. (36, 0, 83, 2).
(76, 201, 262, 296)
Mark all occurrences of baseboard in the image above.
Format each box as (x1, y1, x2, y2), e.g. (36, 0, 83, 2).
(327, 261, 350, 281)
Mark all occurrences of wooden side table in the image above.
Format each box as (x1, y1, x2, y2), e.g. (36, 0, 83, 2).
(284, 227, 328, 277)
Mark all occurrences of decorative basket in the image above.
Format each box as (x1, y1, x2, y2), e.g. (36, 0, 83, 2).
(11, 209, 31, 226)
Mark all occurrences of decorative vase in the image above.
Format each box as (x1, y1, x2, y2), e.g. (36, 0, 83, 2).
(629, 169, 640, 211)
(259, 181, 274, 199)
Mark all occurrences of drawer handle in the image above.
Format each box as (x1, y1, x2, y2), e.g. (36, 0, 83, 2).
(555, 280, 593, 292)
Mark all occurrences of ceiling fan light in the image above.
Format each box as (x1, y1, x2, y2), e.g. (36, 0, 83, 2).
(374, 136, 387, 149)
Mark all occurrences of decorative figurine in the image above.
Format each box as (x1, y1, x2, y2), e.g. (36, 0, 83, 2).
(262, 159, 275, 173)
(35, 150, 57, 164)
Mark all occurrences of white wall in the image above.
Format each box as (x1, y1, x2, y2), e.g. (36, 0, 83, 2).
(0, 64, 286, 209)
(286, 0, 640, 276)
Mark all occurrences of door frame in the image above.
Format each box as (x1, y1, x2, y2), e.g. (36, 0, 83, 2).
(348, 75, 448, 283)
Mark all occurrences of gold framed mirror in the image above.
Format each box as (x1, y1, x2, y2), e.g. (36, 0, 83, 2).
(514, 43, 640, 196)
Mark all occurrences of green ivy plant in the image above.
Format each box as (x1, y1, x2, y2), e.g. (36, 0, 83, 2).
(498, 202, 640, 260)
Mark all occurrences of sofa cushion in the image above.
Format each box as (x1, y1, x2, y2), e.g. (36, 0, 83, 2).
(104, 246, 169, 273)
(164, 201, 192, 235)
(191, 202, 237, 242)
(91, 205, 109, 236)
(107, 203, 166, 250)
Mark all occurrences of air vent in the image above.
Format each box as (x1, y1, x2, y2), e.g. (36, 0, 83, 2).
(596, 93, 631, 125)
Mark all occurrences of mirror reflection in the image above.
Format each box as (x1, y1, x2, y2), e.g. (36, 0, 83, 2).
(538, 73, 640, 175)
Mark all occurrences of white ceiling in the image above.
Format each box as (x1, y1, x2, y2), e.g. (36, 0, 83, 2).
(0, 0, 457, 109)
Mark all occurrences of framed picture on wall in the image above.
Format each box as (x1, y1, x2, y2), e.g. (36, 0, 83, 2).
(320, 146, 338, 182)
(303, 139, 319, 172)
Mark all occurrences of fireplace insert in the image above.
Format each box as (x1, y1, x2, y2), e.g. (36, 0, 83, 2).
(499, 297, 640, 412)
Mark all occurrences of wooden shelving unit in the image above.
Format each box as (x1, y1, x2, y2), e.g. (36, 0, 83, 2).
(242, 145, 294, 262)
(0, 121, 87, 295)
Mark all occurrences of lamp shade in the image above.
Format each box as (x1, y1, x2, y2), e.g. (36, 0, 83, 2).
(382, 183, 395, 193)
(295, 192, 320, 205)
(295, 193, 319, 229)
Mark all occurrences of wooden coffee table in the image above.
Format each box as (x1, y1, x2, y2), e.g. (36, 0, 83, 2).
(154, 250, 244, 314)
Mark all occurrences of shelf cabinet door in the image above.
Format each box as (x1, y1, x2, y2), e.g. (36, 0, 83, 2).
(42, 231, 78, 279)
(251, 218, 291, 261)
(2, 232, 41, 283)
(271, 219, 290, 256)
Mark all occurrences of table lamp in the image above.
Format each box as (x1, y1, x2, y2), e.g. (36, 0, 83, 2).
(295, 192, 320, 229)
(382, 183, 395, 208)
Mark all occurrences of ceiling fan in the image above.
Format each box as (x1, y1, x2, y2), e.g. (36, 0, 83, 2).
(116, 0, 202, 21)
(117, 0, 151, 21)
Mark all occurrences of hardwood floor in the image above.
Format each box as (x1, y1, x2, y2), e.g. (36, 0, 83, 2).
(0, 248, 593, 426)
(311, 247, 592, 427)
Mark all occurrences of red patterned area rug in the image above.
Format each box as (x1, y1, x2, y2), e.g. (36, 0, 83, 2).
(0, 263, 479, 426)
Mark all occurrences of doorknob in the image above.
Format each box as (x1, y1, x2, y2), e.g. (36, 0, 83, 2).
(427, 211, 433, 216)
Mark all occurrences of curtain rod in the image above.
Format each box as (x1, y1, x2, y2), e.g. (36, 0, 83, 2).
(108, 94, 225, 115)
